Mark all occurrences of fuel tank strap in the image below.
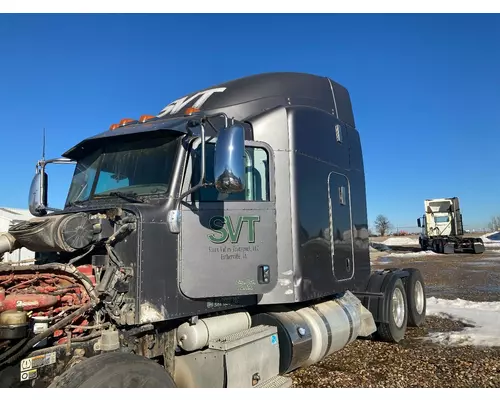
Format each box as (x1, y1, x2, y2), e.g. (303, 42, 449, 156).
(311, 305, 332, 360)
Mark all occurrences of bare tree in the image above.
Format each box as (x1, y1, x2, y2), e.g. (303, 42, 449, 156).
(374, 214, 392, 236)
(488, 215, 500, 232)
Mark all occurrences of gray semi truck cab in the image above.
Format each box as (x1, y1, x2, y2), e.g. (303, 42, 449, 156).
(0, 72, 427, 388)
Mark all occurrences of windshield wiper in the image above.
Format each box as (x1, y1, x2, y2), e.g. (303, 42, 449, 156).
(105, 191, 145, 203)
(67, 200, 88, 208)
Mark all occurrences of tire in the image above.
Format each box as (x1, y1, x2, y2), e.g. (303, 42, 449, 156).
(402, 268, 426, 327)
(0, 366, 20, 388)
(434, 239, 442, 254)
(419, 238, 427, 251)
(375, 278, 408, 343)
(49, 352, 176, 388)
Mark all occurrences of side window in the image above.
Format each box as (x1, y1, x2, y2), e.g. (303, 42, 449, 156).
(191, 143, 270, 202)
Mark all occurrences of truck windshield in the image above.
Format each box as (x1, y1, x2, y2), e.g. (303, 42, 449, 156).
(65, 136, 179, 205)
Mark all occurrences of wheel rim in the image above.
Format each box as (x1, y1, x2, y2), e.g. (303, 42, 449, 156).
(392, 287, 405, 328)
(414, 280, 424, 314)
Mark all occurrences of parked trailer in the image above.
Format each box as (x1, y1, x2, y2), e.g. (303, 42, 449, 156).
(417, 197, 484, 254)
(0, 72, 426, 388)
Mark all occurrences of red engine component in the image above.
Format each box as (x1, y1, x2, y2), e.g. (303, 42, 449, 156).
(0, 288, 58, 312)
(0, 265, 97, 341)
(77, 265, 96, 285)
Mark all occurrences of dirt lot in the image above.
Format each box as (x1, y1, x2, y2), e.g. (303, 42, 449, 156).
(290, 243, 500, 388)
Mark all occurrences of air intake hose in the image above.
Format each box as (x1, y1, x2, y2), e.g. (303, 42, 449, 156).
(0, 233, 20, 257)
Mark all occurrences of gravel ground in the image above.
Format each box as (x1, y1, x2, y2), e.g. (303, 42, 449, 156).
(289, 246, 500, 388)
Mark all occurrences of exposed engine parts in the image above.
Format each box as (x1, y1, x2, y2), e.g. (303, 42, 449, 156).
(0, 210, 133, 263)
(0, 264, 97, 344)
(0, 210, 138, 378)
(0, 308, 29, 340)
(6, 213, 105, 254)
(0, 233, 19, 258)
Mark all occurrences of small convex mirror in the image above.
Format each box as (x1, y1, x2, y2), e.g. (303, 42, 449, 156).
(214, 124, 246, 194)
(28, 170, 48, 217)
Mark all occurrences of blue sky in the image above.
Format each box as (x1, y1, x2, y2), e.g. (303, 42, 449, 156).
(0, 13, 498, 230)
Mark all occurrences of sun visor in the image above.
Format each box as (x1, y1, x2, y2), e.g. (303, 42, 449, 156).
(62, 117, 189, 159)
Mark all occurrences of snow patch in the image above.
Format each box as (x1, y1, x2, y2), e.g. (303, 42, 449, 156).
(370, 260, 391, 266)
(382, 237, 419, 246)
(481, 231, 500, 248)
(385, 251, 435, 258)
(483, 231, 500, 241)
(426, 297, 500, 347)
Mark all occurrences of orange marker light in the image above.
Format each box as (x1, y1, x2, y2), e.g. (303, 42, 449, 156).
(119, 118, 136, 126)
(109, 123, 120, 130)
(139, 115, 157, 123)
(185, 107, 201, 116)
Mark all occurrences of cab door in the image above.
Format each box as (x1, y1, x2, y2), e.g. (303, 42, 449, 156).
(178, 139, 278, 299)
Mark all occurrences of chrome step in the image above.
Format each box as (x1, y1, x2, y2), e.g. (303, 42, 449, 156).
(254, 375, 293, 388)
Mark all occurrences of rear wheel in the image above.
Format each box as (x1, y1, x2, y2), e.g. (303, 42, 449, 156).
(49, 352, 176, 388)
(375, 278, 408, 343)
(434, 239, 443, 254)
(403, 268, 426, 327)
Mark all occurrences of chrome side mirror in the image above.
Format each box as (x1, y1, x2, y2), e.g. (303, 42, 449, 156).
(29, 167, 48, 217)
(28, 157, 76, 216)
(214, 124, 246, 194)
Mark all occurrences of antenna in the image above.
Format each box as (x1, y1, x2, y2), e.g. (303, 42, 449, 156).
(42, 128, 46, 161)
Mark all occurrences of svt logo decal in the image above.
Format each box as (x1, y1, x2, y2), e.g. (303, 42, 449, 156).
(207, 215, 260, 244)
(157, 87, 226, 117)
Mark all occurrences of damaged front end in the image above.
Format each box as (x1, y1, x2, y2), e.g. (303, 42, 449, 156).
(0, 209, 140, 387)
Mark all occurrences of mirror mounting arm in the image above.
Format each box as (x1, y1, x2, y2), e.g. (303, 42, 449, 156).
(38, 157, 76, 168)
(174, 112, 232, 209)
(175, 124, 207, 209)
(167, 114, 245, 235)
